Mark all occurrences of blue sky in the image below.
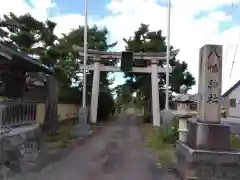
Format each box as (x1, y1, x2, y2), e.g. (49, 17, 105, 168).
(53, 0, 109, 17)
(20, 0, 240, 92)
(43, 0, 240, 32)
(26, 0, 110, 18)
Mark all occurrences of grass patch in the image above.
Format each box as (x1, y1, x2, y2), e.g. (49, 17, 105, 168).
(143, 124, 175, 166)
(42, 119, 78, 149)
(43, 140, 67, 148)
(231, 134, 240, 150)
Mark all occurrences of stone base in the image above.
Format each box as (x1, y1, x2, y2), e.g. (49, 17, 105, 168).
(72, 107, 90, 137)
(175, 141, 240, 180)
(188, 121, 231, 151)
(78, 107, 89, 124)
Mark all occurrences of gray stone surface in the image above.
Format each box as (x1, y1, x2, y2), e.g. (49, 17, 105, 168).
(71, 124, 90, 137)
(198, 44, 222, 123)
(12, 112, 178, 180)
(71, 107, 90, 137)
(0, 124, 40, 172)
(175, 141, 240, 180)
(175, 45, 236, 180)
(78, 107, 89, 125)
(190, 117, 240, 135)
(161, 109, 175, 134)
(0, 165, 12, 180)
(188, 121, 231, 151)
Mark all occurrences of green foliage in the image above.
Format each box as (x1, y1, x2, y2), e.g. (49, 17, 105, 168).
(42, 119, 78, 148)
(231, 134, 240, 150)
(144, 118, 178, 144)
(58, 86, 89, 104)
(0, 12, 118, 103)
(114, 84, 133, 105)
(143, 125, 174, 166)
(123, 24, 195, 112)
(55, 25, 118, 88)
(160, 120, 179, 144)
(0, 12, 119, 133)
(97, 91, 115, 120)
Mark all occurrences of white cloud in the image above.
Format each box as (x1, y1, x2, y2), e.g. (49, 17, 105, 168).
(0, 0, 55, 20)
(1, 0, 240, 94)
(98, 0, 240, 93)
(52, 14, 85, 36)
(52, 14, 103, 37)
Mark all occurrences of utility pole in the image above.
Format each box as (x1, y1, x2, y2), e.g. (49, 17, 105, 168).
(165, 0, 171, 110)
(82, 0, 88, 107)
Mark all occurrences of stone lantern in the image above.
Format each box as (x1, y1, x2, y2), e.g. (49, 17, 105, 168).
(175, 85, 195, 143)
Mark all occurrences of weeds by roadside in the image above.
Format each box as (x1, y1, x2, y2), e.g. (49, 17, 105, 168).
(42, 119, 79, 148)
(142, 124, 176, 167)
(41, 117, 113, 149)
(231, 134, 240, 150)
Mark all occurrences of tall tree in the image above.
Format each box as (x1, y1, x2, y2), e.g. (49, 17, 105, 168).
(0, 13, 118, 94)
(114, 84, 133, 105)
(0, 13, 59, 81)
(0, 13, 118, 130)
(55, 25, 119, 92)
(123, 24, 195, 112)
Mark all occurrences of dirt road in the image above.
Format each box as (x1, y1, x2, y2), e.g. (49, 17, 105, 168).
(13, 112, 177, 180)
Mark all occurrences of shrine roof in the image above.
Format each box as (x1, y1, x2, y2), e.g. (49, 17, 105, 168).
(0, 44, 53, 74)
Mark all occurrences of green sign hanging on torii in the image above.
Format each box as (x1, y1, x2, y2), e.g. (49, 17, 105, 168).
(120, 51, 134, 72)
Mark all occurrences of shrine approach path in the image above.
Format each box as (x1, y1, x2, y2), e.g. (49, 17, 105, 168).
(13, 112, 177, 180)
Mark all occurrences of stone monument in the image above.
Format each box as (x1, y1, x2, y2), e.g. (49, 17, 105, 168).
(161, 109, 175, 134)
(189, 44, 231, 150)
(71, 107, 90, 137)
(175, 44, 240, 180)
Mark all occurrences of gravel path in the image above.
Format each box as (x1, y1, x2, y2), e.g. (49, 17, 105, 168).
(13, 112, 177, 180)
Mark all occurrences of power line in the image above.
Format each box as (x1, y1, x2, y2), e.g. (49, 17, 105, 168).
(222, 46, 228, 78)
(224, 0, 240, 86)
(229, 33, 240, 79)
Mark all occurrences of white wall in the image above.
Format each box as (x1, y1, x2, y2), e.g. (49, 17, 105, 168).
(228, 85, 240, 118)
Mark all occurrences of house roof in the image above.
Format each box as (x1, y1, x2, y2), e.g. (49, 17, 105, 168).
(0, 43, 53, 74)
(222, 80, 240, 97)
(190, 93, 198, 101)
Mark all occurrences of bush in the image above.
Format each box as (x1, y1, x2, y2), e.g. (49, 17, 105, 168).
(143, 112, 152, 123)
(231, 134, 240, 149)
(145, 127, 174, 166)
(159, 119, 179, 144)
(97, 91, 115, 121)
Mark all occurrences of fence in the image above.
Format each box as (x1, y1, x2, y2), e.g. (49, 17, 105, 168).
(0, 100, 37, 127)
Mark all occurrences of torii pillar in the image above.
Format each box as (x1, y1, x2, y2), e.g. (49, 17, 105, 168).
(90, 57, 100, 124)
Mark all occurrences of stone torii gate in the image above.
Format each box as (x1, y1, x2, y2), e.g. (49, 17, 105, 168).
(74, 46, 179, 127)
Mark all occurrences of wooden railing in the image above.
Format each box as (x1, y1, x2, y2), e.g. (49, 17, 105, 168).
(0, 100, 37, 127)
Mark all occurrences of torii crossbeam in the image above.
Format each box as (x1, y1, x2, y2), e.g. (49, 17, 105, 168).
(74, 45, 179, 127)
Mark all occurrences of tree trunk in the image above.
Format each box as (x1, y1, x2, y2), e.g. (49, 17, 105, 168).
(42, 75, 58, 135)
